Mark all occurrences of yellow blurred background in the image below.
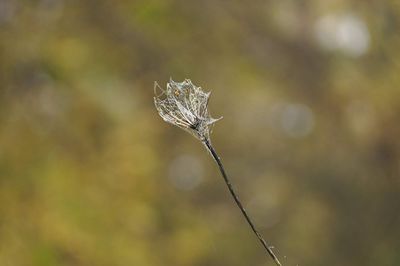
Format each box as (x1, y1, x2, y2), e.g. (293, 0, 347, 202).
(1, 1, 399, 265)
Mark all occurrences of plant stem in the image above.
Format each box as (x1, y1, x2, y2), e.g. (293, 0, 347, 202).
(203, 138, 282, 266)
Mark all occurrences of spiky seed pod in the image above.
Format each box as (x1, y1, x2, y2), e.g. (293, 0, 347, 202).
(154, 79, 221, 141)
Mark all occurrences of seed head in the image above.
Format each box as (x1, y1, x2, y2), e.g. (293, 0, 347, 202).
(154, 78, 222, 141)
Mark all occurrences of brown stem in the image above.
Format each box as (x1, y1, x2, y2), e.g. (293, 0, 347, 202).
(203, 138, 282, 266)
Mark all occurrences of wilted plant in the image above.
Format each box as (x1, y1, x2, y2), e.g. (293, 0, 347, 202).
(154, 78, 282, 266)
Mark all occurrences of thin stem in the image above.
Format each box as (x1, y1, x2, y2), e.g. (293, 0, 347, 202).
(203, 138, 282, 266)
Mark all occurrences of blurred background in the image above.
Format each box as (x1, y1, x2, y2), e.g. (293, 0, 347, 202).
(1, 0, 400, 265)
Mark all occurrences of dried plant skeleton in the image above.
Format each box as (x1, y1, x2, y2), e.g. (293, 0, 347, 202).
(154, 79, 221, 141)
(154, 78, 282, 266)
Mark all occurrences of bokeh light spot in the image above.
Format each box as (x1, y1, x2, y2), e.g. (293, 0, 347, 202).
(314, 14, 370, 57)
(168, 154, 204, 190)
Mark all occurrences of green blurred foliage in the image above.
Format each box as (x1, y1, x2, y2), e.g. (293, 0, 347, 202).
(1, 1, 400, 265)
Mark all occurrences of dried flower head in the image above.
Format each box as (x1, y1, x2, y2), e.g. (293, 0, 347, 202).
(154, 78, 221, 141)
(154, 78, 282, 266)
